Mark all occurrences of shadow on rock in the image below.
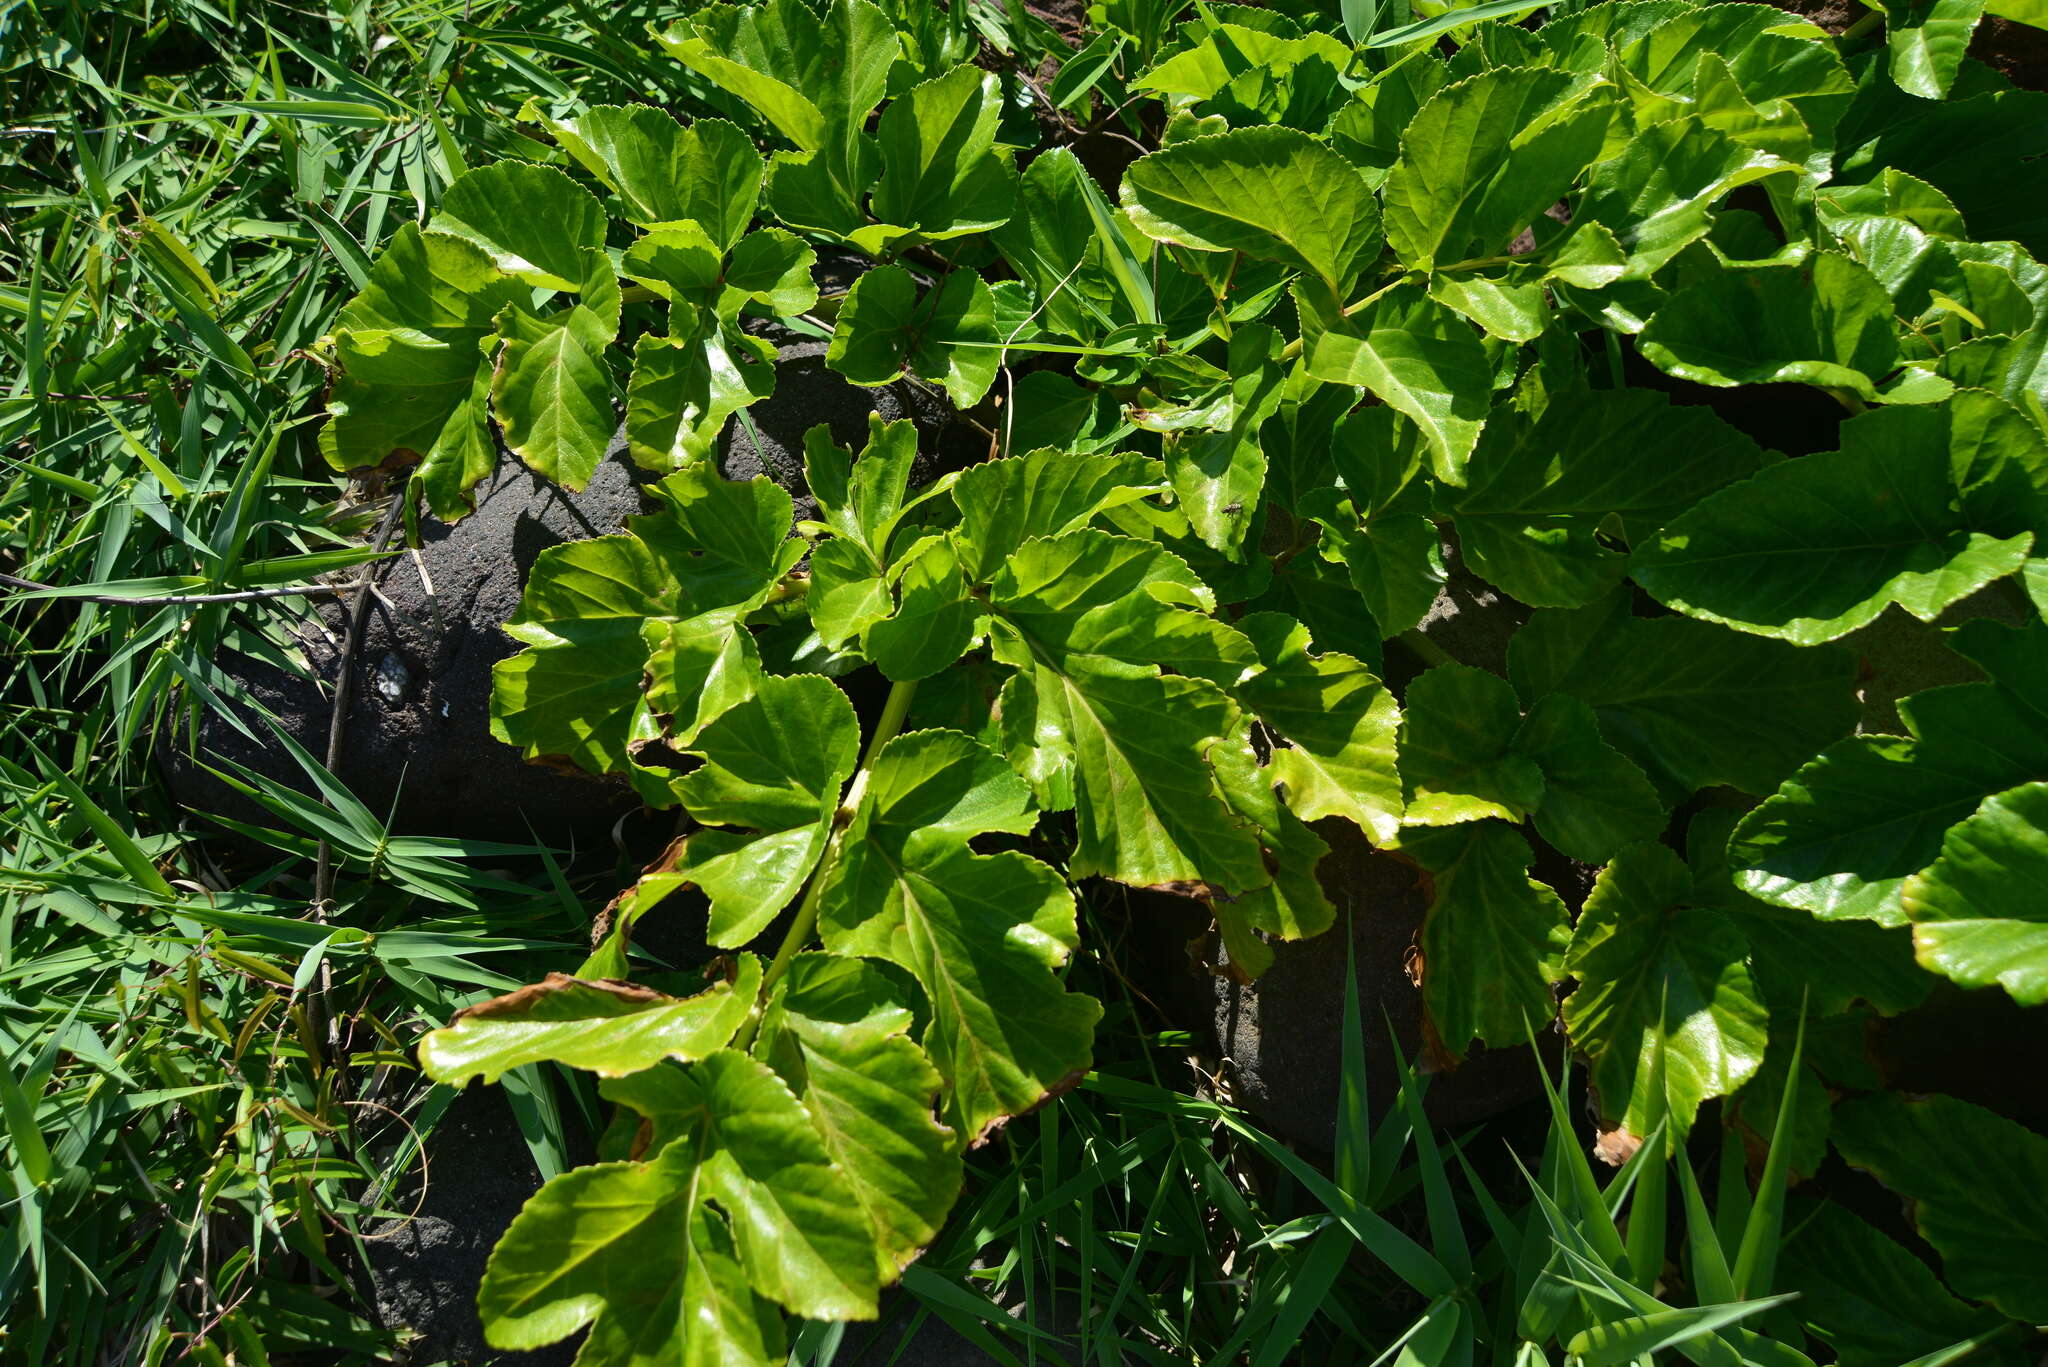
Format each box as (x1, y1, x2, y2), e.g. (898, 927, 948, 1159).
(364, 1086, 593, 1365)
(161, 433, 649, 850)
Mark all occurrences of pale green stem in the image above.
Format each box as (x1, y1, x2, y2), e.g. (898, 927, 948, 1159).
(1397, 629, 1459, 670)
(732, 677, 920, 1048)
(1838, 6, 1883, 42)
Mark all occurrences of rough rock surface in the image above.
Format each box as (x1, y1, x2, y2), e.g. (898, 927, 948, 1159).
(1409, 536, 1530, 679)
(163, 430, 649, 848)
(724, 317, 986, 523)
(365, 1087, 586, 1366)
(1212, 823, 1555, 1151)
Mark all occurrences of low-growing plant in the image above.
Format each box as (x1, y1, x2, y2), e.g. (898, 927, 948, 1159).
(1, 2, 716, 1356)
(309, 0, 2048, 1361)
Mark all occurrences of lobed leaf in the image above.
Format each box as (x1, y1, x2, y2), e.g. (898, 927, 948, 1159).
(1121, 125, 1382, 295)
(1638, 255, 1899, 400)
(1833, 1092, 2048, 1323)
(1901, 780, 2048, 1003)
(1563, 843, 1768, 1138)
(419, 957, 760, 1085)
(1383, 66, 1616, 273)
(1397, 820, 1571, 1057)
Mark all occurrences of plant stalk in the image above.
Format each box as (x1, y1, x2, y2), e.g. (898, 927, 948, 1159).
(307, 490, 408, 1069)
(1396, 629, 1459, 670)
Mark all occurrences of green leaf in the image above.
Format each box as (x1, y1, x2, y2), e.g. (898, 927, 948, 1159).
(1451, 388, 1764, 609)
(1885, 0, 1987, 99)
(1820, 167, 1970, 239)
(1691, 811, 1932, 1015)
(766, 144, 874, 241)
(991, 148, 1132, 340)
(822, 732, 1095, 1140)
(1514, 693, 1668, 864)
(1731, 618, 2048, 924)
(335, 223, 525, 336)
(1297, 282, 1493, 483)
(860, 64, 1018, 251)
(1216, 757, 1338, 942)
(827, 265, 999, 408)
(1509, 591, 1858, 798)
(1578, 117, 1798, 280)
(1633, 394, 2046, 644)
(1638, 255, 1900, 401)
(642, 614, 762, 749)
(1166, 323, 1285, 556)
(432, 160, 606, 292)
(325, 328, 492, 486)
(493, 538, 675, 775)
(418, 958, 759, 1086)
(850, 729, 1040, 846)
(1780, 1201, 2013, 1367)
(493, 470, 798, 775)
(1563, 843, 1769, 1137)
(656, 0, 899, 157)
(545, 107, 764, 244)
(986, 528, 1252, 686)
(480, 1150, 785, 1365)
(723, 230, 820, 317)
(997, 662, 1268, 892)
(493, 286, 619, 491)
(951, 448, 1168, 581)
(1383, 66, 1617, 273)
(626, 329, 777, 470)
(602, 1053, 893, 1320)
(1398, 664, 1546, 827)
(1901, 780, 2048, 1003)
(1320, 511, 1447, 638)
(623, 223, 724, 304)
(677, 674, 861, 947)
(1234, 613, 1404, 843)
(1330, 54, 1451, 176)
(1833, 1092, 2048, 1323)
(1941, 333, 2048, 435)
(634, 466, 807, 617)
(753, 956, 964, 1274)
(1834, 85, 2048, 256)
(800, 414, 903, 536)
(1134, 24, 1352, 102)
(1120, 126, 1382, 294)
(402, 361, 501, 522)
(1606, 2, 1854, 105)
(1397, 820, 1571, 1056)
(866, 537, 979, 681)
(1566, 1298, 1791, 1366)
(821, 843, 1101, 1144)
(324, 226, 523, 496)
(808, 539, 894, 648)
(492, 617, 663, 776)
(1366, 0, 1555, 48)
(1428, 271, 1549, 343)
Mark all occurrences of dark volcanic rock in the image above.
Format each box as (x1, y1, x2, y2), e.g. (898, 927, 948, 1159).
(724, 318, 986, 524)
(163, 432, 648, 848)
(365, 1087, 585, 1365)
(1212, 826, 1554, 1151)
(1409, 535, 1530, 680)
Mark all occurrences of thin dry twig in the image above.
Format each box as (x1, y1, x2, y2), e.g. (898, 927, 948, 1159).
(307, 491, 409, 1063)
